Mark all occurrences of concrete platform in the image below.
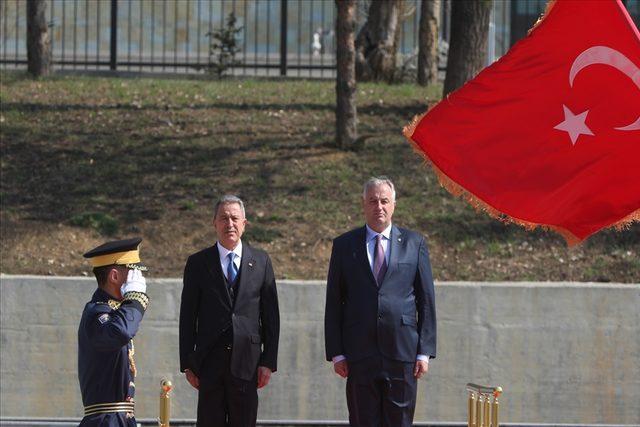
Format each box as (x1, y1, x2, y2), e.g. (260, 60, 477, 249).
(1, 276, 639, 424)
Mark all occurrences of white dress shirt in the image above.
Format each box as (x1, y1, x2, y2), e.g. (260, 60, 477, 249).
(333, 224, 428, 364)
(217, 240, 242, 281)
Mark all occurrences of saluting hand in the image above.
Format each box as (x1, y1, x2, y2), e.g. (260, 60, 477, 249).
(121, 269, 147, 294)
(257, 366, 272, 389)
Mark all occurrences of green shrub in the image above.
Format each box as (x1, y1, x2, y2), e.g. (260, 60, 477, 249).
(69, 212, 118, 236)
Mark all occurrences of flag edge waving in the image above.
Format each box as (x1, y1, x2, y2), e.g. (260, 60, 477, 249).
(402, 111, 640, 246)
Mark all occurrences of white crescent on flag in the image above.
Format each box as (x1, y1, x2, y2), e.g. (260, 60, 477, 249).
(569, 45, 640, 131)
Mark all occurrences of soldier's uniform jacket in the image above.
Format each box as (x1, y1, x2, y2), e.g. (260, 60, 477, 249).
(78, 288, 148, 427)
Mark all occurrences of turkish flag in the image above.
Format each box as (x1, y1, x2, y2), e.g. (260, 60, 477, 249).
(404, 0, 640, 245)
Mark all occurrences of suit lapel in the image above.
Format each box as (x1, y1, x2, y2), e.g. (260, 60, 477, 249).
(235, 243, 256, 306)
(204, 244, 232, 309)
(380, 225, 403, 287)
(353, 226, 378, 287)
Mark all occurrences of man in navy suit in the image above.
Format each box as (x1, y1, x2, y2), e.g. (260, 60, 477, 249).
(179, 195, 279, 427)
(324, 177, 437, 427)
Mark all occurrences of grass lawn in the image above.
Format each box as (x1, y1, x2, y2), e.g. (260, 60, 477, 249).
(1, 72, 638, 282)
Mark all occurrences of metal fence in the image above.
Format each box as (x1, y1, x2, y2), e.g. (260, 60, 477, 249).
(3, 0, 637, 78)
(0, 0, 440, 78)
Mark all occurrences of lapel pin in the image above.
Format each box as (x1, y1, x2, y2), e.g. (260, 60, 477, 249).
(249, 261, 254, 267)
(398, 237, 402, 242)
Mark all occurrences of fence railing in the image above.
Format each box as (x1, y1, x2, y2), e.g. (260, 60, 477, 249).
(0, 0, 437, 78)
(5, 1, 635, 78)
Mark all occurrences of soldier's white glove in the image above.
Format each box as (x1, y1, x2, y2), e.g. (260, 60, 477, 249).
(121, 269, 147, 295)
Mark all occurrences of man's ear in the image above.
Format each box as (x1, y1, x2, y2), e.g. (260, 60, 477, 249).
(108, 267, 127, 284)
(107, 267, 119, 285)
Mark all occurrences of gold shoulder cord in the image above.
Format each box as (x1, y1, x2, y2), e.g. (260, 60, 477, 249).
(101, 297, 145, 377)
(105, 293, 148, 377)
(129, 341, 137, 377)
(121, 292, 148, 377)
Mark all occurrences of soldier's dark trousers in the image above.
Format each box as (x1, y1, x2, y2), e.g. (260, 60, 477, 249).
(196, 346, 258, 427)
(346, 355, 417, 427)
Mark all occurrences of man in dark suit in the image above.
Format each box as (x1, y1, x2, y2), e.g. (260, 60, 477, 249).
(324, 177, 437, 427)
(179, 195, 279, 427)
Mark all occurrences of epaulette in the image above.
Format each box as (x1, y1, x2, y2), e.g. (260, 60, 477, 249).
(92, 300, 122, 310)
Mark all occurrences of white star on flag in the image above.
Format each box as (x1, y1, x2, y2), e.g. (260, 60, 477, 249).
(554, 105, 594, 145)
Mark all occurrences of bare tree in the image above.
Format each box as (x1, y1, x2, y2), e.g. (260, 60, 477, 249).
(335, 0, 358, 149)
(355, 0, 403, 82)
(443, 0, 492, 97)
(27, 0, 51, 77)
(417, 0, 440, 86)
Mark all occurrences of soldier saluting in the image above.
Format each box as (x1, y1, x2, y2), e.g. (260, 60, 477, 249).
(78, 237, 149, 426)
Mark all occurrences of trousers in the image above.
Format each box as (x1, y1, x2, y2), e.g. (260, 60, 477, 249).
(346, 355, 417, 427)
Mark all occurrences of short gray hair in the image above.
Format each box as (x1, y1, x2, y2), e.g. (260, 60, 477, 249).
(214, 194, 246, 219)
(363, 176, 396, 201)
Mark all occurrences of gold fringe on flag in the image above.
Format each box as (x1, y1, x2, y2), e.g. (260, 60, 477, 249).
(529, 0, 557, 35)
(402, 113, 640, 246)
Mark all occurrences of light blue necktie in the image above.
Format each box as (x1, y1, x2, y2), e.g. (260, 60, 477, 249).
(227, 252, 238, 285)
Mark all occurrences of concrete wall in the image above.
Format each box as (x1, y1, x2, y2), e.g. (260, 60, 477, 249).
(0, 275, 638, 424)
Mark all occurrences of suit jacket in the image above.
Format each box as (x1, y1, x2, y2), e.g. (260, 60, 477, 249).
(324, 225, 436, 363)
(179, 242, 279, 381)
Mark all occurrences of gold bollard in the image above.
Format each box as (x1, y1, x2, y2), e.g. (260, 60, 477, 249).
(476, 394, 484, 427)
(468, 391, 477, 427)
(491, 387, 502, 427)
(467, 384, 503, 427)
(483, 394, 491, 427)
(158, 378, 173, 427)
(468, 391, 476, 427)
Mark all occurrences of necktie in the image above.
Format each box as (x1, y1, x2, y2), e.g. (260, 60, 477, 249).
(227, 252, 238, 285)
(373, 234, 387, 285)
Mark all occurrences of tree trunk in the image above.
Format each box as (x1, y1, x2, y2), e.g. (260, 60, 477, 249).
(417, 0, 440, 86)
(27, 0, 51, 77)
(336, 0, 358, 149)
(355, 0, 403, 82)
(443, 0, 491, 97)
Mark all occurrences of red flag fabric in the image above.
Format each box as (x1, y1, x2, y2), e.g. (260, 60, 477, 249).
(404, 0, 640, 245)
